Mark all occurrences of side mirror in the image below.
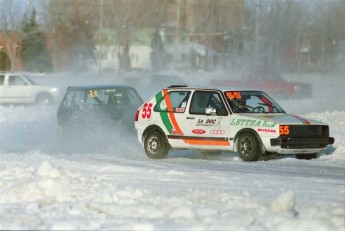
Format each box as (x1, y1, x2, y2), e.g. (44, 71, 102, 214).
(205, 107, 217, 115)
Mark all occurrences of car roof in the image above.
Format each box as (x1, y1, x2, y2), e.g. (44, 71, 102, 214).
(165, 85, 264, 92)
(67, 85, 136, 91)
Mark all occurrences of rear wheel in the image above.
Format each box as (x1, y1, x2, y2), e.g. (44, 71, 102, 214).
(144, 131, 169, 159)
(237, 132, 261, 161)
(295, 153, 317, 160)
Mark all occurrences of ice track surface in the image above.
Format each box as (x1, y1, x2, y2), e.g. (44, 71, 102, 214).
(0, 72, 344, 230)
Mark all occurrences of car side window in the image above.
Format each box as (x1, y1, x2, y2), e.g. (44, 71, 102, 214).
(62, 90, 75, 108)
(190, 91, 228, 116)
(72, 90, 85, 106)
(8, 75, 28, 86)
(155, 91, 190, 113)
(126, 89, 143, 105)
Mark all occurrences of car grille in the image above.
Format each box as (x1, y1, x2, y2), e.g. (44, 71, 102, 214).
(288, 125, 329, 137)
(273, 125, 332, 149)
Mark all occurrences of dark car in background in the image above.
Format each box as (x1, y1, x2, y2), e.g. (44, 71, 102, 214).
(57, 85, 143, 133)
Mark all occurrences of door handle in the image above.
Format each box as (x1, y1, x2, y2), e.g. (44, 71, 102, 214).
(186, 117, 195, 120)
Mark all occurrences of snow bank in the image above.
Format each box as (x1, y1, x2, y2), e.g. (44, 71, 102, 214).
(305, 111, 345, 160)
(0, 154, 344, 230)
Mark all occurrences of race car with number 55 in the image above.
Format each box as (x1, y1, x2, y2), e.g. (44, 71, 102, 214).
(134, 86, 334, 161)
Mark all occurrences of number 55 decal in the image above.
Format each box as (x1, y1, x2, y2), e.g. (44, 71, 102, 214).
(142, 103, 153, 119)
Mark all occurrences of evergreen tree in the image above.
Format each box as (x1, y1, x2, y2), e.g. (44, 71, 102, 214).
(21, 9, 52, 72)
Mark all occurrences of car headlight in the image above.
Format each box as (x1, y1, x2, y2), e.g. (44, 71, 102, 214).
(50, 88, 59, 93)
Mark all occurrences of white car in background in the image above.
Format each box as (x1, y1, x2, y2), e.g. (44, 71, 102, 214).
(0, 72, 62, 105)
(135, 85, 335, 161)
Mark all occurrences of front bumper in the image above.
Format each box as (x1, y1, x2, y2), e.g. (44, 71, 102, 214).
(271, 136, 335, 149)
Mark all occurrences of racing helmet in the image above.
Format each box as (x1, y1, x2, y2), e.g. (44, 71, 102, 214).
(233, 98, 246, 109)
(112, 92, 123, 104)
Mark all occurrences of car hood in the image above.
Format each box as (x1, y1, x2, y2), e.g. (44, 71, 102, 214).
(236, 113, 327, 125)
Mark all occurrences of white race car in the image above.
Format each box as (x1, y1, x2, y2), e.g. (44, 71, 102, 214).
(134, 86, 334, 161)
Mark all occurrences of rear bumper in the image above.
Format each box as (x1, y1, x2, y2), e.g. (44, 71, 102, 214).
(271, 137, 334, 149)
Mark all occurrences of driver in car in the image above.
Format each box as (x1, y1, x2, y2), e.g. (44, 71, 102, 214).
(232, 98, 249, 113)
(109, 92, 124, 106)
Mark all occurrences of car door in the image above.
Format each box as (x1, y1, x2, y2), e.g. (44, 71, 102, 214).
(159, 90, 231, 150)
(57, 89, 80, 127)
(180, 90, 231, 150)
(57, 90, 75, 127)
(152, 89, 191, 148)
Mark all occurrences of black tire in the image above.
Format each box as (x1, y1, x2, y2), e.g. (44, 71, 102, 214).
(295, 153, 317, 160)
(144, 131, 169, 159)
(237, 132, 261, 161)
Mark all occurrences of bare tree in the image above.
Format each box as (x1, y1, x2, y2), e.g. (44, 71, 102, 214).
(191, 0, 245, 70)
(263, 0, 304, 70)
(48, 0, 165, 72)
(311, 0, 345, 70)
(48, 0, 97, 71)
(101, 0, 163, 71)
(0, 0, 26, 71)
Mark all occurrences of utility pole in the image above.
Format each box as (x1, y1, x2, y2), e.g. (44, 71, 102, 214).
(174, 0, 181, 68)
(99, 0, 103, 30)
(97, 0, 104, 72)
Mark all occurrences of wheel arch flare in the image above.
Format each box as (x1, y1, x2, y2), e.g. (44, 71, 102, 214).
(234, 128, 266, 153)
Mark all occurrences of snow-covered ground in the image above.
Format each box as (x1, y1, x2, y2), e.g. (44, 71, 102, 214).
(0, 71, 344, 230)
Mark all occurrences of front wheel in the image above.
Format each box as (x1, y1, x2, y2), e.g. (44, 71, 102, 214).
(237, 132, 261, 161)
(144, 131, 169, 159)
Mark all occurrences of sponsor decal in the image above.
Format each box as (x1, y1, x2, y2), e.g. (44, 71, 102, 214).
(175, 107, 185, 113)
(257, 128, 276, 134)
(210, 130, 225, 135)
(160, 100, 167, 110)
(230, 119, 276, 128)
(192, 129, 206, 134)
(196, 118, 222, 128)
(88, 90, 98, 97)
(171, 128, 182, 135)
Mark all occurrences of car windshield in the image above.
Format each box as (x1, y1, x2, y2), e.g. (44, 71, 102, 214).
(82, 87, 142, 106)
(23, 75, 37, 85)
(224, 91, 285, 114)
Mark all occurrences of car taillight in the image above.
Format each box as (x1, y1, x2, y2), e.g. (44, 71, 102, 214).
(135, 110, 140, 121)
